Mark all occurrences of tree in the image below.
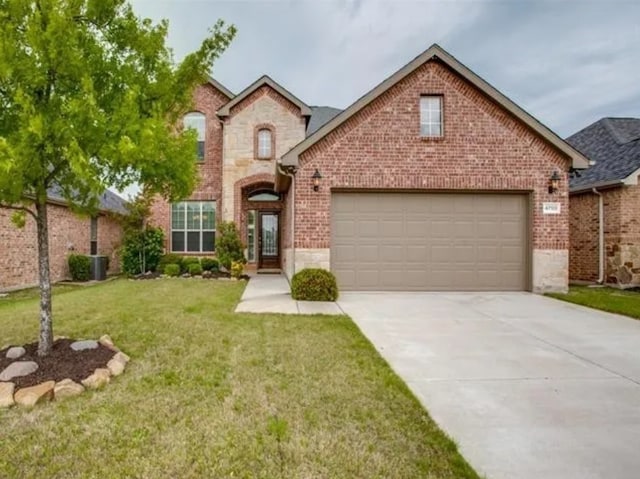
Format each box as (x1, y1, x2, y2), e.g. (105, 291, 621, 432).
(216, 221, 246, 271)
(0, 0, 236, 355)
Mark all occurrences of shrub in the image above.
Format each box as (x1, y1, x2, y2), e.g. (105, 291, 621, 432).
(216, 221, 246, 271)
(181, 257, 200, 274)
(68, 254, 91, 282)
(120, 227, 164, 275)
(291, 268, 339, 302)
(164, 264, 180, 277)
(158, 253, 184, 274)
(230, 261, 244, 279)
(201, 257, 219, 272)
(189, 263, 203, 276)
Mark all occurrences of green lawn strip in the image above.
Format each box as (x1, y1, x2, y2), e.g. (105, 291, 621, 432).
(0, 279, 478, 478)
(0, 283, 89, 306)
(548, 286, 640, 320)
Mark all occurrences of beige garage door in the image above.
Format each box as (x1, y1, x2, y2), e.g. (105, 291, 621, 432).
(331, 192, 529, 291)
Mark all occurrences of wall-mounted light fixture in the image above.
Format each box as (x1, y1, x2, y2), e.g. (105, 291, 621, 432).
(312, 169, 322, 192)
(548, 171, 561, 194)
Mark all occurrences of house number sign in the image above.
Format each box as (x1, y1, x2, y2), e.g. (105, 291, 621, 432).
(542, 202, 561, 215)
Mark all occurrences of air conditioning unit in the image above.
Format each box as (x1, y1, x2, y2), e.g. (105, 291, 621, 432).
(89, 255, 108, 281)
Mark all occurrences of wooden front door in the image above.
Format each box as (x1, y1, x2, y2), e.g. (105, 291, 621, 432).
(258, 211, 280, 269)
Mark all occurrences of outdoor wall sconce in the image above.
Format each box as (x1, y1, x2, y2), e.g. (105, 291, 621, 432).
(548, 171, 561, 194)
(312, 169, 323, 192)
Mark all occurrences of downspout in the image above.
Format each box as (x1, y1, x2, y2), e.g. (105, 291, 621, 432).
(592, 188, 604, 284)
(278, 162, 297, 277)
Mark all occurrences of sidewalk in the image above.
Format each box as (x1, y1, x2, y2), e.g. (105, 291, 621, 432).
(234, 274, 344, 315)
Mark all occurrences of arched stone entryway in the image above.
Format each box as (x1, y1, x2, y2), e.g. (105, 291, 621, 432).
(234, 174, 285, 270)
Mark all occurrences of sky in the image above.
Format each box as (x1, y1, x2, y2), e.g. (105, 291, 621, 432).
(119, 0, 640, 198)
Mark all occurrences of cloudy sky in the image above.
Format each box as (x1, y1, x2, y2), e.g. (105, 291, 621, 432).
(118, 0, 639, 197)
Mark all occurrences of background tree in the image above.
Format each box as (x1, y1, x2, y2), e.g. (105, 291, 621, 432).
(0, 0, 236, 355)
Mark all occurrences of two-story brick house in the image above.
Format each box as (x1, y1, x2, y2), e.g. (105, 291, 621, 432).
(150, 44, 590, 293)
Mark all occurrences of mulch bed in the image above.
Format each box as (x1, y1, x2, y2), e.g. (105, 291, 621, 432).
(132, 271, 250, 280)
(0, 339, 116, 390)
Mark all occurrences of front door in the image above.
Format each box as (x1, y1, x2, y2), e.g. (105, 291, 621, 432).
(258, 211, 280, 269)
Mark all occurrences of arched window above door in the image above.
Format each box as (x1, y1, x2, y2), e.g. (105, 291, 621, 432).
(248, 189, 280, 202)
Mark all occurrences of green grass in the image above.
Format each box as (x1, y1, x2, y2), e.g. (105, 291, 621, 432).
(0, 279, 478, 479)
(0, 283, 84, 305)
(548, 285, 640, 320)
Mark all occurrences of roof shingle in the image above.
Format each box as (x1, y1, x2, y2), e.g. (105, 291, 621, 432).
(566, 117, 640, 191)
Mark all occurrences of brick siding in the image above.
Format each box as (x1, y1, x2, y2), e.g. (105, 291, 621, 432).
(0, 204, 123, 291)
(293, 60, 571, 253)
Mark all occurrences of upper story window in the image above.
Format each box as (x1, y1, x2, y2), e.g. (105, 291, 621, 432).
(256, 127, 274, 160)
(184, 112, 206, 161)
(420, 96, 443, 138)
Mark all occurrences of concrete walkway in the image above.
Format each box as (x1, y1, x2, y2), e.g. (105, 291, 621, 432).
(338, 292, 640, 479)
(235, 274, 343, 315)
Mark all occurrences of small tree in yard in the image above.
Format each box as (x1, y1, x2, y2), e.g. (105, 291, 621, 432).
(0, 0, 236, 355)
(216, 221, 246, 271)
(119, 192, 163, 275)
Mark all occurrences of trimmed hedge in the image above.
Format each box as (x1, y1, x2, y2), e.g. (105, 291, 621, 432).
(68, 254, 91, 282)
(188, 263, 203, 276)
(291, 268, 339, 302)
(164, 264, 180, 277)
(158, 254, 184, 274)
(201, 257, 219, 272)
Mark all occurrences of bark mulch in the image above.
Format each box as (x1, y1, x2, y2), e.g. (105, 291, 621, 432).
(0, 339, 116, 390)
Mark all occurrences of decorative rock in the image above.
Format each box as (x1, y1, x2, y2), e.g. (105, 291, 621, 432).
(113, 351, 130, 364)
(0, 361, 38, 381)
(0, 382, 15, 408)
(202, 271, 213, 279)
(14, 381, 55, 407)
(54, 379, 85, 400)
(81, 368, 111, 389)
(6, 346, 26, 359)
(107, 357, 125, 376)
(98, 334, 118, 351)
(70, 340, 98, 351)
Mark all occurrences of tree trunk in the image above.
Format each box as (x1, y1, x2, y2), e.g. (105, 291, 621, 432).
(35, 198, 53, 356)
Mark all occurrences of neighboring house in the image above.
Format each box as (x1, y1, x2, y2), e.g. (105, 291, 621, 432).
(0, 189, 127, 291)
(149, 44, 589, 293)
(566, 118, 640, 287)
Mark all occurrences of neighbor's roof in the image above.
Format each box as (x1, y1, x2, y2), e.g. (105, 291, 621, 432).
(280, 43, 590, 170)
(217, 75, 311, 117)
(566, 118, 640, 192)
(47, 185, 128, 215)
(306, 106, 342, 136)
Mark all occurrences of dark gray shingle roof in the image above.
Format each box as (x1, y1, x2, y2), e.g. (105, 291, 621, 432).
(566, 117, 640, 191)
(47, 186, 128, 215)
(306, 106, 342, 136)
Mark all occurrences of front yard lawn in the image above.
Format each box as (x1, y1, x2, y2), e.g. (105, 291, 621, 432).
(548, 285, 640, 320)
(0, 279, 478, 478)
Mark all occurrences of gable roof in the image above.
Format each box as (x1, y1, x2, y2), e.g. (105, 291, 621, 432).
(217, 75, 311, 117)
(566, 117, 640, 192)
(306, 106, 342, 136)
(280, 44, 590, 170)
(207, 76, 234, 99)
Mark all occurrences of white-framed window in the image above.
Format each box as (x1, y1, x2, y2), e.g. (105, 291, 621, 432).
(184, 112, 206, 161)
(420, 96, 443, 137)
(171, 201, 216, 252)
(257, 128, 272, 159)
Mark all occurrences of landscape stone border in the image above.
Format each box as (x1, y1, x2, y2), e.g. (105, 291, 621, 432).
(0, 335, 129, 409)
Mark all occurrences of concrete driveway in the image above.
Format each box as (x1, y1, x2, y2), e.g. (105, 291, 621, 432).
(338, 292, 640, 479)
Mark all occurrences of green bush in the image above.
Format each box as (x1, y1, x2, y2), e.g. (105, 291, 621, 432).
(164, 264, 180, 277)
(121, 227, 164, 275)
(189, 263, 203, 276)
(201, 257, 219, 272)
(181, 257, 200, 274)
(68, 254, 91, 282)
(158, 253, 184, 273)
(216, 221, 246, 271)
(291, 268, 339, 302)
